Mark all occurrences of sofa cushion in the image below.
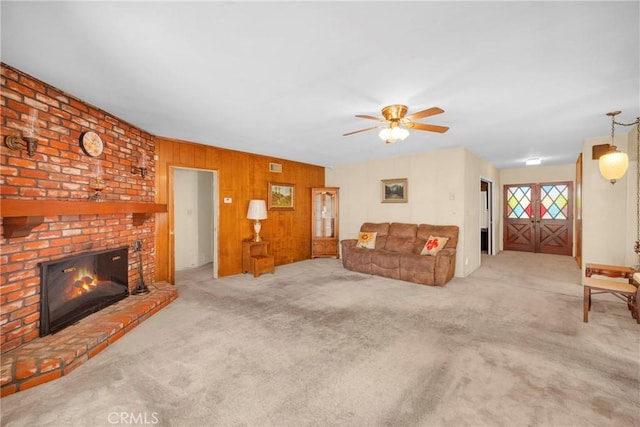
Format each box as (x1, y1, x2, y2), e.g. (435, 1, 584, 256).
(343, 247, 372, 274)
(384, 223, 417, 253)
(420, 236, 449, 256)
(400, 253, 437, 285)
(371, 250, 400, 279)
(415, 224, 459, 253)
(356, 232, 377, 249)
(361, 223, 390, 250)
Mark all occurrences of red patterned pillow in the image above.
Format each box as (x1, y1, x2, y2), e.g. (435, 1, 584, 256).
(420, 235, 449, 256)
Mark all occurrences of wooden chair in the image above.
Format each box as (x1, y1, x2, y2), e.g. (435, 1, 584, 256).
(583, 277, 640, 323)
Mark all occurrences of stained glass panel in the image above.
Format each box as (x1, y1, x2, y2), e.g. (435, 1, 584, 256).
(506, 186, 531, 219)
(539, 184, 568, 219)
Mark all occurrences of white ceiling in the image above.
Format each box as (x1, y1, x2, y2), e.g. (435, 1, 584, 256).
(1, 1, 638, 169)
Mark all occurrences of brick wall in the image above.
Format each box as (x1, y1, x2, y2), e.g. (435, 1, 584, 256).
(0, 63, 157, 354)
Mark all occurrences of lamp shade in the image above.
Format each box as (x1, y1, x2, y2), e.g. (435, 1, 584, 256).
(599, 148, 629, 184)
(247, 200, 267, 220)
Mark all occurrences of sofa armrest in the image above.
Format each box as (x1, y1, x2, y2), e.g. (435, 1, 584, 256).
(437, 248, 455, 258)
(341, 239, 358, 249)
(434, 249, 456, 286)
(340, 239, 357, 260)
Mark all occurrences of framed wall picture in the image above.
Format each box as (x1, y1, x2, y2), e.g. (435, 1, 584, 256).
(268, 182, 295, 210)
(381, 178, 408, 203)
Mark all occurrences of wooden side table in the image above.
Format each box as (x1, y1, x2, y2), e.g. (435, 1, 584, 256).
(585, 263, 635, 284)
(583, 263, 639, 324)
(583, 277, 639, 323)
(242, 240, 275, 278)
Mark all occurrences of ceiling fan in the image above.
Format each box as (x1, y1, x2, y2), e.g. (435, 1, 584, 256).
(343, 104, 449, 144)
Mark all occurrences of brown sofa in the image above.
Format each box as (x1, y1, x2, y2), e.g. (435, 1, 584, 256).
(341, 222, 459, 286)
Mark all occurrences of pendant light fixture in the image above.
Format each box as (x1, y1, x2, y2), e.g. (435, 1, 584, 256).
(599, 111, 629, 184)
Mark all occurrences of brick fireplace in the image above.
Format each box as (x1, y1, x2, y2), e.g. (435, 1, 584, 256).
(0, 63, 175, 394)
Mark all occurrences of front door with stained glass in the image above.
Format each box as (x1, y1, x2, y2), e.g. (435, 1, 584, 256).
(504, 182, 573, 255)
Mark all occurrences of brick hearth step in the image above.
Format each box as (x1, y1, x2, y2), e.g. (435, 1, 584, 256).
(0, 281, 177, 397)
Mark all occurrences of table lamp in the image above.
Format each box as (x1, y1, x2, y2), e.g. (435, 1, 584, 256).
(247, 200, 267, 242)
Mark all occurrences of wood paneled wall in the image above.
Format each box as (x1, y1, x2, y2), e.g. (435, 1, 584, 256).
(154, 137, 325, 283)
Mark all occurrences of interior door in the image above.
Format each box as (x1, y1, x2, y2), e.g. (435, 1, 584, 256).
(504, 182, 573, 255)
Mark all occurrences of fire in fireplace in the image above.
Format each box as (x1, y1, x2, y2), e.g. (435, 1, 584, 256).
(39, 246, 130, 336)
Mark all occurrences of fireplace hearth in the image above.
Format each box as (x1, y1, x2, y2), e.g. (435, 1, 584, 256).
(39, 247, 130, 336)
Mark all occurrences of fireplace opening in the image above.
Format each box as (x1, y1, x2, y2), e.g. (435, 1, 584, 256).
(39, 246, 130, 336)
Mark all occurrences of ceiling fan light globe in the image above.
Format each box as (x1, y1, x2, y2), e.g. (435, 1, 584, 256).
(379, 127, 409, 142)
(392, 127, 409, 141)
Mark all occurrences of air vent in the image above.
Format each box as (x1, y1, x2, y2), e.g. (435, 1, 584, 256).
(269, 163, 282, 173)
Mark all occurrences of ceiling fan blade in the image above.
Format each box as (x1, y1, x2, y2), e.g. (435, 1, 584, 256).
(404, 107, 444, 121)
(406, 122, 449, 133)
(343, 125, 383, 136)
(355, 114, 386, 122)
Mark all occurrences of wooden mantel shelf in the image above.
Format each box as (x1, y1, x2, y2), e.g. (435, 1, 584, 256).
(0, 199, 167, 238)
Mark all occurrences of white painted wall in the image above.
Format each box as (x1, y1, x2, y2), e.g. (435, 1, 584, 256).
(197, 172, 214, 266)
(626, 126, 639, 269)
(501, 164, 576, 185)
(463, 149, 501, 273)
(174, 168, 214, 271)
(174, 168, 199, 271)
(582, 128, 638, 276)
(325, 147, 499, 277)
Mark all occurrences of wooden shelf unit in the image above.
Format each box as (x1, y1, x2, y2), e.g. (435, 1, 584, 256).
(0, 199, 167, 238)
(311, 187, 339, 259)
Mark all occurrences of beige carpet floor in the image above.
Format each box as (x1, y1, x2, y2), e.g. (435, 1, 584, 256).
(1, 251, 638, 427)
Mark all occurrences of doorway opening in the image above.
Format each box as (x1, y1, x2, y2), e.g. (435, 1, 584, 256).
(171, 167, 219, 279)
(480, 178, 494, 256)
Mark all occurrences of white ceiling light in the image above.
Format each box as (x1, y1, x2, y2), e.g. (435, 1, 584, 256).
(525, 158, 541, 166)
(379, 126, 409, 144)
